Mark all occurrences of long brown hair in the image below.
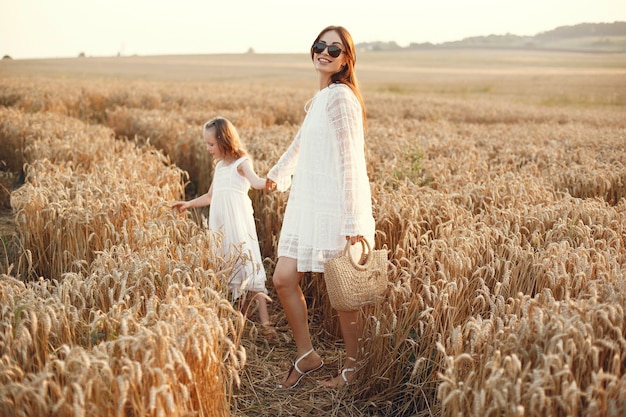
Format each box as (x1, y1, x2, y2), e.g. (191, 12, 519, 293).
(204, 117, 246, 161)
(310, 26, 366, 125)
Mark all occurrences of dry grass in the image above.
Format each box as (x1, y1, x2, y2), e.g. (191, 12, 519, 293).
(0, 50, 625, 416)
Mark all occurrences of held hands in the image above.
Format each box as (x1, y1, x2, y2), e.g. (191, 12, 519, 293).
(265, 178, 277, 191)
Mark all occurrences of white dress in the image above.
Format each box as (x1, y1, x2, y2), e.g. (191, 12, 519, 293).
(210, 157, 267, 299)
(268, 83, 376, 272)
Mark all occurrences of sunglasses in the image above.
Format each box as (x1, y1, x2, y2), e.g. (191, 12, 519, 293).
(312, 42, 343, 58)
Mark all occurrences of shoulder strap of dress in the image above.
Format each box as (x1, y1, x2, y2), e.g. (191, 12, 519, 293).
(233, 156, 249, 169)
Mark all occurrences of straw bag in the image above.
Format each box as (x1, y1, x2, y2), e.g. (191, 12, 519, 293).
(323, 239, 388, 311)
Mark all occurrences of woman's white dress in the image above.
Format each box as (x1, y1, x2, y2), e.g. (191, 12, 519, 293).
(210, 157, 267, 298)
(268, 83, 376, 273)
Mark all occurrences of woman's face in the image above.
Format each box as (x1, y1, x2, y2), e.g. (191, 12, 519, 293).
(313, 30, 346, 76)
(205, 129, 223, 159)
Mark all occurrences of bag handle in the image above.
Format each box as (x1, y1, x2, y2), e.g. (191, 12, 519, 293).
(344, 238, 374, 272)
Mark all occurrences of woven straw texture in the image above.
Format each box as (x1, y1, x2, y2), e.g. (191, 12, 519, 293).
(323, 240, 388, 311)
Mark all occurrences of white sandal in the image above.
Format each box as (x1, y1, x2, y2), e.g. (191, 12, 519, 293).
(319, 367, 356, 388)
(340, 367, 356, 385)
(277, 348, 324, 389)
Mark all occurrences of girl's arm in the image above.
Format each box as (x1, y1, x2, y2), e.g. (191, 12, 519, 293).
(237, 159, 266, 190)
(172, 184, 213, 211)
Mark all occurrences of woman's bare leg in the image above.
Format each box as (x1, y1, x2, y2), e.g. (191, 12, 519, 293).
(319, 310, 359, 388)
(273, 256, 322, 387)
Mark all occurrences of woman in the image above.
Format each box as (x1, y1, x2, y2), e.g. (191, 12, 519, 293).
(266, 25, 375, 389)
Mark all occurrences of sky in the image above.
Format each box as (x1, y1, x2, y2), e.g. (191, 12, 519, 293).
(1, 0, 625, 59)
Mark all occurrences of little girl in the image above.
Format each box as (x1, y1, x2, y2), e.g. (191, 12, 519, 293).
(172, 117, 272, 330)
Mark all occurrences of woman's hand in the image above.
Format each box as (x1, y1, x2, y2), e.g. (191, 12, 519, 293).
(346, 235, 363, 245)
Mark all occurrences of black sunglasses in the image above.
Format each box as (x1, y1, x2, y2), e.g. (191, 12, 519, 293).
(312, 42, 343, 58)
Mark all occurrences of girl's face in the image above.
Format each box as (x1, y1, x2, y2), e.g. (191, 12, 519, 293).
(313, 30, 346, 77)
(205, 129, 223, 159)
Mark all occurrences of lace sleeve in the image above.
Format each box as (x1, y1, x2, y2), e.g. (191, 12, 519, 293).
(267, 127, 302, 191)
(328, 86, 366, 236)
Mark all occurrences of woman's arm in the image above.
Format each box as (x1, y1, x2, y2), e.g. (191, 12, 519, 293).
(328, 86, 367, 237)
(266, 127, 303, 191)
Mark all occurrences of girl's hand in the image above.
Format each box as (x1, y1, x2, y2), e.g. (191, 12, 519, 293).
(171, 201, 187, 211)
(265, 178, 277, 191)
(346, 235, 363, 245)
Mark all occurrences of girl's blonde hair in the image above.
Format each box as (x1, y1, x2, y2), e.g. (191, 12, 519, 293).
(204, 117, 247, 160)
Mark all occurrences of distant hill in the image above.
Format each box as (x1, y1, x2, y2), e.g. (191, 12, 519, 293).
(357, 22, 626, 53)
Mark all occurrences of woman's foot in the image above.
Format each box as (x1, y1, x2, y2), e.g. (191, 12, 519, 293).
(319, 367, 356, 389)
(278, 348, 324, 389)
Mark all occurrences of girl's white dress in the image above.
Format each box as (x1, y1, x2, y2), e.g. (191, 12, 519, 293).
(268, 83, 376, 273)
(210, 157, 267, 299)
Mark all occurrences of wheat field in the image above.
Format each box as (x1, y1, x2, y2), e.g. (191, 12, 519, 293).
(0, 50, 625, 417)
